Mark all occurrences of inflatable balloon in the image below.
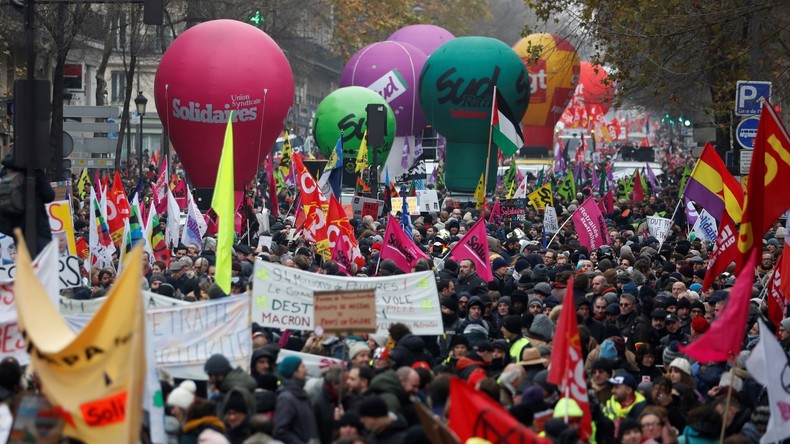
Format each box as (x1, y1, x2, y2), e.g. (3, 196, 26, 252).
(579, 61, 614, 114)
(513, 34, 579, 154)
(419, 37, 530, 192)
(340, 41, 427, 137)
(154, 20, 293, 190)
(312, 87, 395, 167)
(388, 24, 455, 57)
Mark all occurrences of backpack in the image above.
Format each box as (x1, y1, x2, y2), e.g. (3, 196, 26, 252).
(0, 171, 24, 216)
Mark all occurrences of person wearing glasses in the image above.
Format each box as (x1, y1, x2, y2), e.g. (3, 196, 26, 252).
(616, 293, 651, 352)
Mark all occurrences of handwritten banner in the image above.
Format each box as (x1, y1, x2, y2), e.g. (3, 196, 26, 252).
(58, 291, 189, 316)
(252, 261, 442, 335)
(390, 196, 418, 215)
(65, 295, 251, 380)
(500, 199, 527, 221)
(314, 290, 377, 334)
(647, 215, 673, 248)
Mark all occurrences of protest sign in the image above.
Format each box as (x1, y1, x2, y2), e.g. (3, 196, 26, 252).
(691, 209, 718, 243)
(0, 255, 81, 290)
(65, 295, 251, 380)
(276, 349, 345, 378)
(351, 196, 384, 218)
(500, 199, 527, 221)
(46, 200, 77, 256)
(415, 190, 440, 213)
(390, 196, 418, 215)
(544, 206, 559, 233)
(258, 235, 273, 251)
(252, 261, 442, 335)
(314, 290, 376, 334)
(647, 215, 673, 247)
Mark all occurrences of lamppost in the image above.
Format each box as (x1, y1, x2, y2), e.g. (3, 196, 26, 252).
(134, 90, 147, 180)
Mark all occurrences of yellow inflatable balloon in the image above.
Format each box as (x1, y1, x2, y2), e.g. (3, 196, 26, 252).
(513, 33, 580, 152)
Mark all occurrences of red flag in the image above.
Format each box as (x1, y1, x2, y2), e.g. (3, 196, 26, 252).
(702, 213, 738, 291)
(75, 236, 89, 260)
(153, 155, 169, 215)
(449, 377, 551, 444)
(548, 276, 593, 440)
(293, 154, 330, 258)
(380, 214, 429, 273)
(631, 170, 644, 204)
(680, 252, 758, 363)
(597, 198, 607, 215)
(448, 218, 493, 282)
(266, 152, 279, 218)
(737, 100, 790, 271)
(330, 231, 353, 275)
(328, 194, 365, 269)
(107, 172, 130, 246)
(488, 200, 502, 226)
(781, 232, 790, 303)
(766, 254, 786, 338)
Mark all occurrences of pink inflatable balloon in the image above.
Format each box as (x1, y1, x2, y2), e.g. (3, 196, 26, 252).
(155, 20, 294, 189)
(388, 24, 455, 56)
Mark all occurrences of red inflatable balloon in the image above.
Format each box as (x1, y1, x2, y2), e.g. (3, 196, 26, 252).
(154, 20, 294, 189)
(579, 61, 614, 115)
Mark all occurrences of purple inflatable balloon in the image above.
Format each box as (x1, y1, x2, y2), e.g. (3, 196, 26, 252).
(387, 24, 455, 56)
(340, 41, 428, 137)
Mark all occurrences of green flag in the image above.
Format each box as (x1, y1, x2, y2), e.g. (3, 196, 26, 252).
(556, 174, 576, 202)
(537, 167, 545, 187)
(678, 166, 691, 198)
(504, 160, 517, 191)
(599, 167, 608, 195)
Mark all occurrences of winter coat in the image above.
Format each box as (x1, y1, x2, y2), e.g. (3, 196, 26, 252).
(273, 378, 320, 444)
(615, 311, 652, 350)
(369, 370, 409, 415)
(220, 368, 258, 394)
(455, 271, 488, 296)
(389, 334, 427, 368)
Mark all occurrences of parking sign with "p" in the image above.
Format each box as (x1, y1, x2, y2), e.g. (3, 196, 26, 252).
(735, 80, 772, 116)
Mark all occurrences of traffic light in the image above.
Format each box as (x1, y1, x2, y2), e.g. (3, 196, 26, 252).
(249, 10, 264, 27)
(683, 119, 691, 127)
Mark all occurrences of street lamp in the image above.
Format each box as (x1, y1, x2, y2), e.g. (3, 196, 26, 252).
(134, 90, 147, 180)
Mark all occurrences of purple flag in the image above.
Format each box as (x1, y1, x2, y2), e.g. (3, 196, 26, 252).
(606, 165, 614, 189)
(414, 136, 423, 159)
(592, 166, 600, 191)
(685, 198, 699, 226)
(646, 162, 660, 189)
(554, 142, 566, 174)
(401, 137, 411, 169)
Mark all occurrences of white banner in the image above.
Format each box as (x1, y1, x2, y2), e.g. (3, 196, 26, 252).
(691, 209, 718, 243)
(277, 349, 345, 378)
(0, 255, 82, 290)
(544, 205, 559, 234)
(646, 215, 673, 248)
(252, 261, 442, 335)
(66, 295, 251, 381)
(58, 291, 189, 315)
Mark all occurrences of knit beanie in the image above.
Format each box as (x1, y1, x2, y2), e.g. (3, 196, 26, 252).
(599, 340, 617, 361)
(223, 390, 249, 415)
(278, 355, 303, 379)
(529, 314, 555, 341)
(349, 343, 370, 361)
(204, 354, 232, 376)
(358, 396, 389, 418)
(166, 380, 196, 410)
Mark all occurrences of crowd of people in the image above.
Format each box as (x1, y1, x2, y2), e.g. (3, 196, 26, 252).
(0, 139, 786, 444)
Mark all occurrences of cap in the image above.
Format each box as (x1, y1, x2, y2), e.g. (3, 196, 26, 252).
(650, 308, 667, 319)
(690, 256, 704, 263)
(669, 357, 692, 376)
(666, 313, 680, 323)
(608, 370, 637, 390)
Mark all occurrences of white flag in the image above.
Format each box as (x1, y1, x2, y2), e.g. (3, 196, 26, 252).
(746, 319, 790, 444)
(166, 188, 181, 248)
(180, 190, 204, 251)
(512, 175, 530, 199)
(691, 209, 718, 243)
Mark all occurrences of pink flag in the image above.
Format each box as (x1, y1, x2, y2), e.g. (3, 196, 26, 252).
(488, 200, 502, 226)
(449, 218, 493, 282)
(572, 197, 611, 251)
(603, 189, 614, 214)
(680, 252, 757, 363)
(380, 214, 429, 273)
(331, 232, 353, 275)
(153, 156, 169, 215)
(173, 176, 188, 210)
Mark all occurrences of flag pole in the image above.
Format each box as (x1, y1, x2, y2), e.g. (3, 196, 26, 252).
(547, 199, 589, 247)
(482, 86, 497, 210)
(668, 196, 684, 224)
(718, 367, 734, 443)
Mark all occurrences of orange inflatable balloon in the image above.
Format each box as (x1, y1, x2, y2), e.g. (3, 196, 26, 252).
(579, 61, 614, 115)
(513, 34, 579, 152)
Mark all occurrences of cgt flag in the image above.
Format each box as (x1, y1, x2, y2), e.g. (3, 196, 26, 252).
(14, 235, 146, 443)
(746, 319, 790, 443)
(380, 214, 429, 273)
(449, 218, 493, 282)
(701, 213, 738, 291)
(737, 101, 790, 271)
(572, 197, 611, 251)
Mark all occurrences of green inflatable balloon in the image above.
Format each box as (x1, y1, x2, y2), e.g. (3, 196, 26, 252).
(313, 86, 396, 168)
(419, 37, 530, 192)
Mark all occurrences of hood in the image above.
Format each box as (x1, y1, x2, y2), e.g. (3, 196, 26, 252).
(456, 354, 486, 372)
(250, 347, 276, 370)
(396, 334, 425, 353)
(369, 369, 407, 401)
(219, 386, 256, 417)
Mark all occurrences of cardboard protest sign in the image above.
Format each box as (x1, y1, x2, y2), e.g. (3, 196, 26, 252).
(390, 196, 418, 215)
(252, 261, 442, 335)
(314, 290, 376, 334)
(544, 206, 559, 234)
(647, 215, 673, 248)
(351, 196, 384, 218)
(415, 190, 440, 213)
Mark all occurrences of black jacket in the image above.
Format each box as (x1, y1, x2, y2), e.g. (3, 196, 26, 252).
(389, 334, 428, 368)
(273, 378, 320, 444)
(0, 166, 54, 256)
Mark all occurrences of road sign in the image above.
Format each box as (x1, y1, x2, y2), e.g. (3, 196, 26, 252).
(740, 150, 753, 175)
(736, 116, 760, 149)
(735, 80, 771, 116)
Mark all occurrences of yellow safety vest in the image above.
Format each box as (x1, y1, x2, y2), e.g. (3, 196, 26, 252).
(508, 337, 532, 363)
(603, 391, 645, 421)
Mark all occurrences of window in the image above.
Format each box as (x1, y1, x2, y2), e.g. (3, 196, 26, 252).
(111, 71, 126, 103)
